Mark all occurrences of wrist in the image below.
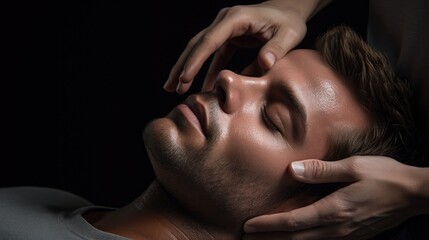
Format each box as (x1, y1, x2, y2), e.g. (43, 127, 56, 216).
(264, 0, 332, 21)
(411, 167, 429, 215)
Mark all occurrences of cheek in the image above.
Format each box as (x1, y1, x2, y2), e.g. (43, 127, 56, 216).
(302, 115, 330, 157)
(222, 117, 293, 181)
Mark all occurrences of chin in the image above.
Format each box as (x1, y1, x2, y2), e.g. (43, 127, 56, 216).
(143, 118, 197, 179)
(142, 116, 216, 199)
(143, 119, 200, 202)
(143, 118, 180, 164)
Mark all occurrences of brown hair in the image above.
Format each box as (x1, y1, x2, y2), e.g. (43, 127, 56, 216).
(316, 25, 417, 164)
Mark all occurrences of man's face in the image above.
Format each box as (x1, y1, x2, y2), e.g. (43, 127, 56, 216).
(143, 49, 368, 221)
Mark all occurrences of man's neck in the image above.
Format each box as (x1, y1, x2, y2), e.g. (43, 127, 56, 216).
(87, 181, 238, 240)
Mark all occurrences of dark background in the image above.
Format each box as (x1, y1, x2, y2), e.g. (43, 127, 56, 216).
(7, 0, 368, 208)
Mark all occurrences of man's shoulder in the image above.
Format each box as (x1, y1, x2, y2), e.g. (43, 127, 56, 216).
(0, 186, 94, 240)
(0, 186, 92, 209)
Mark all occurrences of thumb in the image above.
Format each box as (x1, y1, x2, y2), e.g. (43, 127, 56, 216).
(258, 27, 305, 70)
(288, 159, 357, 184)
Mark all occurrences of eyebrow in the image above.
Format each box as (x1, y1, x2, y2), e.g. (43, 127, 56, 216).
(277, 82, 307, 144)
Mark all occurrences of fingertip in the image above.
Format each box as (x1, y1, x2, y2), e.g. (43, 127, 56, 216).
(258, 51, 276, 70)
(176, 81, 192, 94)
(175, 69, 193, 94)
(163, 86, 174, 92)
(288, 159, 320, 181)
(264, 52, 276, 68)
(290, 161, 305, 178)
(178, 70, 185, 81)
(163, 78, 174, 92)
(175, 82, 184, 94)
(243, 222, 257, 233)
(243, 216, 269, 233)
(201, 76, 216, 93)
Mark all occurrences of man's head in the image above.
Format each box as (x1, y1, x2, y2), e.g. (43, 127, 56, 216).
(142, 25, 415, 228)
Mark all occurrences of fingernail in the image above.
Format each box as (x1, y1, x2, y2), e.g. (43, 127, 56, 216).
(291, 161, 305, 177)
(179, 70, 185, 81)
(265, 52, 276, 68)
(163, 77, 171, 89)
(243, 223, 256, 233)
(176, 82, 182, 92)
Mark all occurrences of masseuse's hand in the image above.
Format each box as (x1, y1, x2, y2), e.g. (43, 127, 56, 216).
(243, 156, 428, 240)
(164, 0, 316, 94)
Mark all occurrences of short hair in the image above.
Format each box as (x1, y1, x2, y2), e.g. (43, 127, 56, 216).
(297, 25, 419, 202)
(317, 25, 418, 165)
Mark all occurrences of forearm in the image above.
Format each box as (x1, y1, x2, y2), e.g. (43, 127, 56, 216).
(263, 0, 334, 21)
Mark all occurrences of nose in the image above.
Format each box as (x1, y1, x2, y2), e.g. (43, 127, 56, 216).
(215, 70, 266, 113)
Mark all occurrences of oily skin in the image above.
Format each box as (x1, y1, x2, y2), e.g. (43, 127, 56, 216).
(143, 49, 368, 230)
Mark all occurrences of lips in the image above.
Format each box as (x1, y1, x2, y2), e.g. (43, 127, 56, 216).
(183, 95, 208, 136)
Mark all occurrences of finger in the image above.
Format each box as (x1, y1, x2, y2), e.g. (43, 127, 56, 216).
(164, 8, 229, 92)
(175, 81, 193, 94)
(244, 208, 317, 232)
(240, 58, 262, 76)
(178, 9, 256, 86)
(174, 9, 236, 86)
(164, 28, 208, 92)
(244, 195, 346, 232)
(202, 42, 237, 92)
(288, 159, 358, 184)
(258, 26, 306, 70)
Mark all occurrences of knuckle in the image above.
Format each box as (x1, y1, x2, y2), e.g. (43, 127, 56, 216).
(218, 6, 231, 16)
(284, 25, 305, 38)
(305, 210, 357, 240)
(224, 5, 248, 16)
(198, 32, 221, 49)
(347, 158, 360, 175)
(345, 156, 366, 177)
(267, 26, 306, 53)
(187, 34, 200, 48)
(304, 159, 328, 179)
(332, 209, 353, 223)
(265, 41, 285, 55)
(316, 198, 353, 223)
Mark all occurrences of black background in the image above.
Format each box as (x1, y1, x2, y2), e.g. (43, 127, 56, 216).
(6, 0, 368, 208)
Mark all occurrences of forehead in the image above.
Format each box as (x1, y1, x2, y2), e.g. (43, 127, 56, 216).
(269, 49, 352, 107)
(269, 49, 336, 81)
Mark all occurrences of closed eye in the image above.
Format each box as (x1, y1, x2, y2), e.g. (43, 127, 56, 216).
(262, 105, 280, 133)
